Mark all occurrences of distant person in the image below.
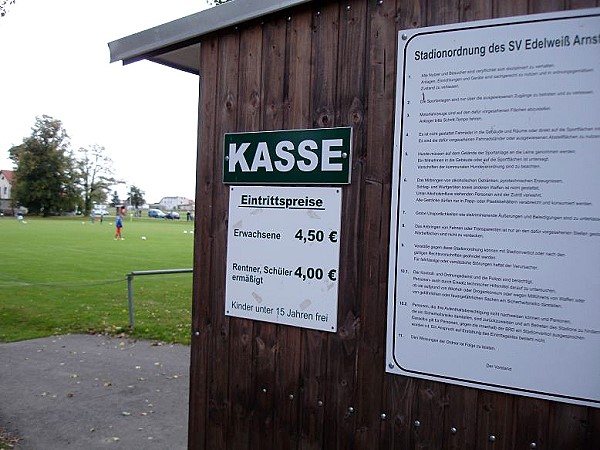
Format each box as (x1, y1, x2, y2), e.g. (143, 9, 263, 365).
(186, 211, 191, 221)
(114, 214, 124, 240)
(90, 210, 95, 224)
(16, 212, 23, 224)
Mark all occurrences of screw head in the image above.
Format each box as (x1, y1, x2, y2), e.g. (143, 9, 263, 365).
(450, 427, 457, 434)
(414, 420, 421, 428)
(402, 33, 408, 40)
(489, 435, 496, 442)
(380, 413, 387, 420)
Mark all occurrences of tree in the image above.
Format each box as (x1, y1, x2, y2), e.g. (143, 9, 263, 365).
(0, 0, 15, 17)
(110, 191, 120, 207)
(76, 145, 120, 215)
(9, 115, 80, 215)
(129, 185, 145, 209)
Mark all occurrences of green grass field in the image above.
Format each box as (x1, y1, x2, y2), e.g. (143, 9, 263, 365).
(0, 215, 194, 344)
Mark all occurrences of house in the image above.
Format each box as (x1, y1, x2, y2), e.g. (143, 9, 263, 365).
(0, 169, 14, 213)
(158, 196, 194, 211)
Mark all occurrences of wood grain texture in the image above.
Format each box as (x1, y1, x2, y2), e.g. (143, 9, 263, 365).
(548, 403, 590, 450)
(247, 16, 288, 450)
(207, 29, 239, 450)
(427, 0, 460, 25)
(322, 0, 368, 448)
(492, 0, 528, 18)
(442, 384, 479, 450)
(188, 2, 600, 449)
(354, 0, 398, 449)
(188, 35, 219, 450)
(298, 4, 339, 450)
(226, 22, 263, 450)
(567, 0, 600, 8)
(529, 0, 566, 13)
(274, 7, 314, 450)
(475, 391, 515, 450)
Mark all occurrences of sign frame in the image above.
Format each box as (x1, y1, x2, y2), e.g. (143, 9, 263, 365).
(225, 185, 342, 332)
(223, 127, 352, 185)
(387, 8, 600, 407)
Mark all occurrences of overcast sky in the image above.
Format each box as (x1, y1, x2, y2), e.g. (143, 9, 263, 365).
(0, 0, 209, 203)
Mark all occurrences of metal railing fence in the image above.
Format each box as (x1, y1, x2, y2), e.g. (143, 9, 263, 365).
(126, 269, 193, 328)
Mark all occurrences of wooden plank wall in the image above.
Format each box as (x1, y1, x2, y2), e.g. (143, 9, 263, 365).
(188, 0, 600, 449)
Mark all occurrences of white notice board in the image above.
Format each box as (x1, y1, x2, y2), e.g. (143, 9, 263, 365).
(387, 9, 600, 407)
(226, 186, 341, 332)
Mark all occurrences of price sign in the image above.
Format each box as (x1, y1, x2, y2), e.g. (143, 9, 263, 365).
(225, 186, 342, 332)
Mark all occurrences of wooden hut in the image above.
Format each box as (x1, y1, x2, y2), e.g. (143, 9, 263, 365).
(109, 1, 600, 448)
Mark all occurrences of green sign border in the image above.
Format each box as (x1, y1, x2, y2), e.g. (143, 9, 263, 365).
(223, 127, 352, 185)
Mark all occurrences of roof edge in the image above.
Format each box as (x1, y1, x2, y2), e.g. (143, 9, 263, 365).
(108, 0, 311, 66)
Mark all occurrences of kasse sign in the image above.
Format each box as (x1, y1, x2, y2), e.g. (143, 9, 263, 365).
(223, 127, 352, 184)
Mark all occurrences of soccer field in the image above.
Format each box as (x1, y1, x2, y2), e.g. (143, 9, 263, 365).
(0, 216, 194, 344)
